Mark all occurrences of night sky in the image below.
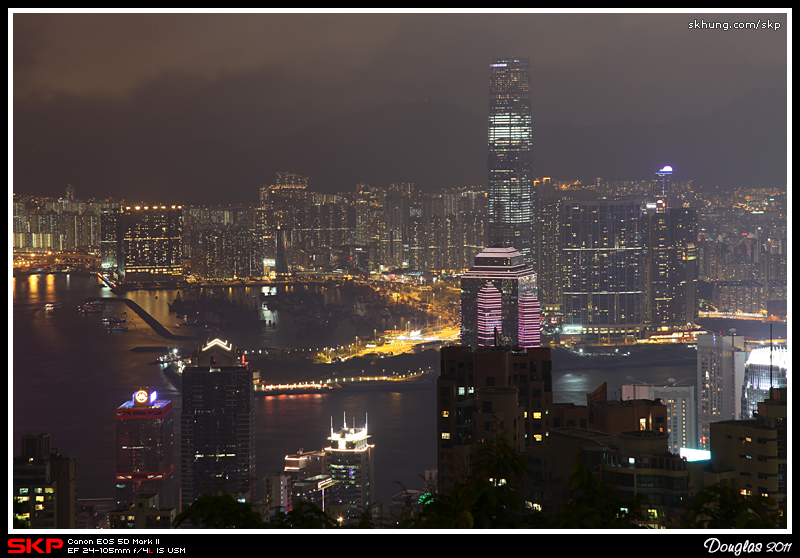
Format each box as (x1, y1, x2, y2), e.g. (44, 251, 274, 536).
(11, 10, 789, 205)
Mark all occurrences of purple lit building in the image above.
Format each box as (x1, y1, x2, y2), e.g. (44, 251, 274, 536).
(460, 245, 540, 349)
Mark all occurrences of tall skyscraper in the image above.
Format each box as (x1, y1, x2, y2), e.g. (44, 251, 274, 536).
(643, 166, 699, 326)
(459, 246, 539, 350)
(180, 337, 255, 511)
(740, 345, 788, 420)
(652, 165, 673, 209)
(324, 414, 375, 524)
(561, 198, 645, 342)
(487, 58, 534, 266)
(115, 388, 175, 509)
(696, 332, 747, 450)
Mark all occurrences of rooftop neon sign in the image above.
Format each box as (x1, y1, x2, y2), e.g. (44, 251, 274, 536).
(202, 338, 233, 353)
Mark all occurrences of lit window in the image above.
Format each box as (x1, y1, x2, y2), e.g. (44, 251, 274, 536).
(441, 432, 450, 440)
(533, 412, 542, 419)
(442, 410, 450, 418)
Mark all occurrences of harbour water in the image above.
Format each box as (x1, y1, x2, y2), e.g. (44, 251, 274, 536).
(13, 273, 702, 511)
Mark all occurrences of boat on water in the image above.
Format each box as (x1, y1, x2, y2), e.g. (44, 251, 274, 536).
(151, 349, 188, 365)
(45, 303, 61, 310)
(102, 316, 126, 324)
(109, 325, 129, 332)
(78, 304, 103, 313)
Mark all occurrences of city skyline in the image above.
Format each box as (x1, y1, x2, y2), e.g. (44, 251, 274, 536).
(12, 10, 788, 205)
(11, 9, 790, 532)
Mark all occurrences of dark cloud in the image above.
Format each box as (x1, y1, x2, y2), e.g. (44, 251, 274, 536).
(11, 11, 788, 203)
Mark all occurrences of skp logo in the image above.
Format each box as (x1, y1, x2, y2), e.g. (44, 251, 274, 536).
(8, 539, 64, 554)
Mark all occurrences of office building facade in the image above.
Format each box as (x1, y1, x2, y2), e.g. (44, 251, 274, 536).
(460, 245, 539, 349)
(488, 58, 534, 266)
(324, 415, 375, 524)
(740, 345, 788, 420)
(115, 389, 175, 509)
(180, 338, 255, 511)
(561, 198, 645, 341)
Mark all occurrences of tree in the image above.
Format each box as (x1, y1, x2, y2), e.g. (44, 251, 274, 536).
(541, 460, 649, 529)
(173, 491, 266, 529)
(680, 479, 786, 529)
(401, 434, 531, 529)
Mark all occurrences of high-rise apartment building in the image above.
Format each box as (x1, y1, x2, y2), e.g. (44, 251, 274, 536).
(115, 389, 175, 509)
(12, 433, 77, 529)
(437, 344, 554, 493)
(117, 205, 183, 284)
(696, 332, 747, 450)
(622, 383, 696, 455)
(459, 246, 540, 350)
(324, 415, 375, 524)
(488, 58, 534, 267)
(707, 388, 787, 515)
(180, 337, 255, 512)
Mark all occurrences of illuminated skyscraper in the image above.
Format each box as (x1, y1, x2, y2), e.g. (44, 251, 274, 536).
(180, 337, 255, 511)
(460, 246, 539, 350)
(741, 345, 788, 420)
(643, 166, 699, 326)
(115, 389, 175, 509)
(488, 58, 534, 266)
(561, 198, 645, 342)
(652, 165, 673, 209)
(696, 332, 747, 450)
(324, 414, 375, 524)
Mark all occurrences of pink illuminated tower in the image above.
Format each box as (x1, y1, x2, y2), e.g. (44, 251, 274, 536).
(477, 282, 503, 346)
(460, 245, 540, 349)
